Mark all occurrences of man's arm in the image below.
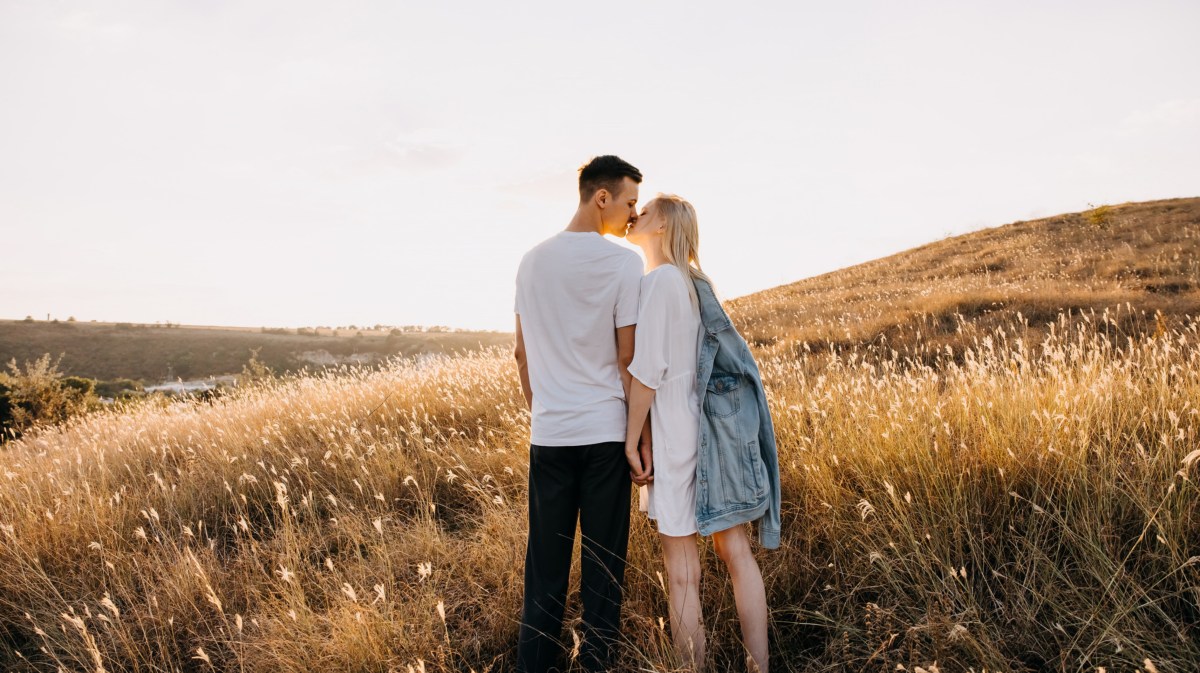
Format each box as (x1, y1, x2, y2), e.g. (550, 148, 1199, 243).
(515, 315, 532, 410)
(617, 324, 635, 402)
(617, 324, 653, 485)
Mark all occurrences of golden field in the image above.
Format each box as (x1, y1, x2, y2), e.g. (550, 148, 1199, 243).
(2, 198, 1199, 672)
(730, 197, 1200, 361)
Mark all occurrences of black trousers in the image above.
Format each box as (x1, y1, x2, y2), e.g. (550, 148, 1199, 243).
(516, 440, 632, 673)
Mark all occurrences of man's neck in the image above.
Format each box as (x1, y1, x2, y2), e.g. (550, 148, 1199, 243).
(565, 205, 604, 235)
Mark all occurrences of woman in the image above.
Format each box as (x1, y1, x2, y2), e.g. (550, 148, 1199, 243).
(623, 194, 772, 673)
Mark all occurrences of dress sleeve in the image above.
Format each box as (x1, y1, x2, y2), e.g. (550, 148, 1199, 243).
(627, 270, 674, 390)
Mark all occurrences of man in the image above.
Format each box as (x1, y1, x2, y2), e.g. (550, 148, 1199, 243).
(513, 155, 653, 672)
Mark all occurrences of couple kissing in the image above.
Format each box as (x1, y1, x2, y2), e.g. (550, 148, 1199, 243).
(513, 155, 781, 673)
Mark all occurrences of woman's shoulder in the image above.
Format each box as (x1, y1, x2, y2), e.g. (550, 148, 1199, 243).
(643, 263, 689, 288)
(641, 265, 693, 313)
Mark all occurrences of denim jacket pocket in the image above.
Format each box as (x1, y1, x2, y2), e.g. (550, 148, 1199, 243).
(745, 438, 768, 499)
(703, 373, 741, 418)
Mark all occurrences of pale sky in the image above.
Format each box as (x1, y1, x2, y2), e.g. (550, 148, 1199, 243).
(3, 0, 1198, 332)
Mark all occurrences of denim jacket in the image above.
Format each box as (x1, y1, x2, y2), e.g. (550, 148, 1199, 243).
(692, 275, 782, 549)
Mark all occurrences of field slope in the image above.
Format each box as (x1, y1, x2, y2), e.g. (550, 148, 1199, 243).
(729, 197, 1200, 360)
(1, 198, 1199, 672)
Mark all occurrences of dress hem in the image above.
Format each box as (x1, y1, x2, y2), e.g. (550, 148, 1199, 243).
(646, 515, 699, 538)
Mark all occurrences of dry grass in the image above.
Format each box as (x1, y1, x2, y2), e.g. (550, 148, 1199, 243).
(1, 309, 1198, 671)
(2, 198, 1200, 671)
(728, 197, 1200, 362)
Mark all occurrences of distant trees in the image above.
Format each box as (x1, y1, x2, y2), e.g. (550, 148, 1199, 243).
(94, 378, 143, 400)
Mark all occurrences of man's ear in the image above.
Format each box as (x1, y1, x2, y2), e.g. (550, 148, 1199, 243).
(594, 188, 609, 209)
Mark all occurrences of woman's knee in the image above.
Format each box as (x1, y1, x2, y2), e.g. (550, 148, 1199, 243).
(714, 526, 753, 568)
(666, 554, 700, 587)
(667, 566, 700, 595)
(662, 535, 701, 586)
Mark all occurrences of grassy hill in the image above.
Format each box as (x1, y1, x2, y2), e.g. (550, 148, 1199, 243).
(1, 198, 1198, 672)
(0, 320, 511, 383)
(728, 197, 1200, 361)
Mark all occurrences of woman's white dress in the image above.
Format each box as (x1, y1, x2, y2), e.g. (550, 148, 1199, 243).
(627, 264, 703, 537)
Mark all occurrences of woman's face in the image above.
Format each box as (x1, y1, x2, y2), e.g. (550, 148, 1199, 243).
(626, 201, 663, 247)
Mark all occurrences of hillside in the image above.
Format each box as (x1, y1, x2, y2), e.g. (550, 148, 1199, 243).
(727, 197, 1200, 360)
(0, 320, 511, 383)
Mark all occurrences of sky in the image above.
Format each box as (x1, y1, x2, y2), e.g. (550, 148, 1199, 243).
(2, 0, 1198, 332)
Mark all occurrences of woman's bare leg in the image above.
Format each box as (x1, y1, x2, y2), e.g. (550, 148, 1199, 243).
(712, 524, 768, 673)
(660, 533, 706, 670)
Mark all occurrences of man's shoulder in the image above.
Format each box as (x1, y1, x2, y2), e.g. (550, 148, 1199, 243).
(527, 233, 560, 254)
(517, 234, 557, 268)
(614, 243, 641, 262)
(579, 232, 637, 257)
(601, 242, 642, 272)
(521, 232, 640, 270)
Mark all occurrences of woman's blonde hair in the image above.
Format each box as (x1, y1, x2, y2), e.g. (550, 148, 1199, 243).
(648, 193, 715, 311)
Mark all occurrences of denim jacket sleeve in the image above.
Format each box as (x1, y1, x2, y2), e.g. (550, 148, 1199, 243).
(746, 353, 781, 549)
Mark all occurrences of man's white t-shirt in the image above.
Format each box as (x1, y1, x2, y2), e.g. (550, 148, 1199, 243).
(515, 230, 644, 446)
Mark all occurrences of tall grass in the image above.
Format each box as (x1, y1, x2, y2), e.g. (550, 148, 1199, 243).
(1, 306, 1198, 671)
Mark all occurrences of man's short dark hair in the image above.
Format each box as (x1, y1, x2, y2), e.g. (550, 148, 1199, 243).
(578, 155, 642, 202)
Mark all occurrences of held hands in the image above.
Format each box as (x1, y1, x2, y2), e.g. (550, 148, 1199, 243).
(626, 434, 654, 486)
(624, 378, 655, 486)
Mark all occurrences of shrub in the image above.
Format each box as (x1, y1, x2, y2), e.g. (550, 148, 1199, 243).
(0, 354, 98, 442)
(1086, 203, 1113, 228)
(237, 347, 274, 386)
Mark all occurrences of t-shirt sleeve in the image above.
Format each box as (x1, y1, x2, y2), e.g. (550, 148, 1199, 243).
(627, 271, 674, 390)
(514, 258, 523, 315)
(614, 255, 643, 328)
